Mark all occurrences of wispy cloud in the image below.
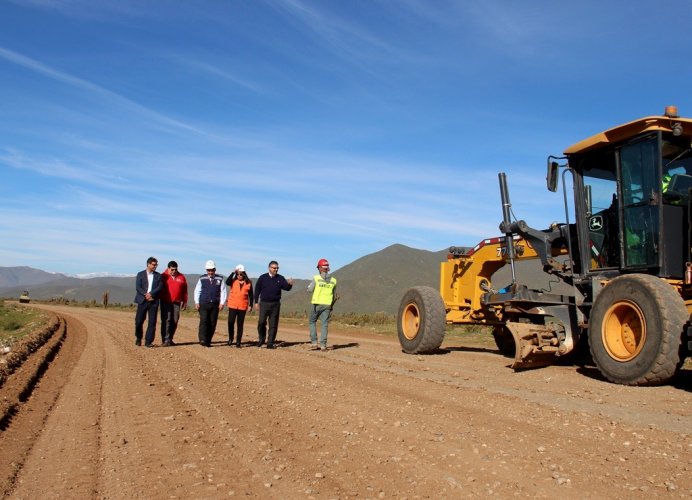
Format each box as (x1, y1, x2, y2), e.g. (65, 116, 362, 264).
(268, 0, 405, 70)
(9, 0, 151, 19)
(174, 57, 266, 95)
(0, 47, 205, 135)
(1, 0, 689, 279)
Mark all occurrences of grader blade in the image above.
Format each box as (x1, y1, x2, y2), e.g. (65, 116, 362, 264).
(505, 321, 559, 370)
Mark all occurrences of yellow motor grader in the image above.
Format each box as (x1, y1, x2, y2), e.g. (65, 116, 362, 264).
(398, 106, 692, 385)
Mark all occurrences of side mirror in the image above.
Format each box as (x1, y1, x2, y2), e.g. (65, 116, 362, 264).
(546, 161, 559, 192)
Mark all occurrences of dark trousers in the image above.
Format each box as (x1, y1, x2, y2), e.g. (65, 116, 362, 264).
(160, 301, 181, 343)
(257, 301, 280, 346)
(227, 308, 247, 345)
(135, 300, 159, 345)
(198, 302, 219, 345)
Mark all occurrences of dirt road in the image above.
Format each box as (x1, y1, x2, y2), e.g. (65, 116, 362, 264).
(1, 304, 690, 498)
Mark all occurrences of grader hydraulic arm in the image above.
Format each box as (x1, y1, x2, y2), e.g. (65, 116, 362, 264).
(441, 236, 542, 325)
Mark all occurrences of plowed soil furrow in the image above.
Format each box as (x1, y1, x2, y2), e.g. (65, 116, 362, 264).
(1, 305, 690, 499)
(10, 312, 101, 498)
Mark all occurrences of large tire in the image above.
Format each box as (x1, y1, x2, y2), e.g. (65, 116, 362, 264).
(589, 274, 687, 386)
(397, 286, 446, 353)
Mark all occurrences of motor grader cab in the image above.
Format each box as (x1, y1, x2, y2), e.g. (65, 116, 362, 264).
(398, 106, 692, 385)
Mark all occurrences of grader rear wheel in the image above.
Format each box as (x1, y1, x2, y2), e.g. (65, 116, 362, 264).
(397, 286, 445, 354)
(589, 274, 687, 386)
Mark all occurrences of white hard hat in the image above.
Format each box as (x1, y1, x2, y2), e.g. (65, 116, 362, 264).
(205, 259, 216, 270)
(235, 264, 245, 272)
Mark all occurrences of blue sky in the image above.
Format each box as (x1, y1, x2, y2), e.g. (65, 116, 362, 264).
(2, 1, 692, 279)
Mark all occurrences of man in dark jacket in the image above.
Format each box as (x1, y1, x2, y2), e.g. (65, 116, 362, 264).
(134, 256, 163, 347)
(254, 260, 293, 349)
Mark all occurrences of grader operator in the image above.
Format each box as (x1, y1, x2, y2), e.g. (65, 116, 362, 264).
(398, 106, 692, 386)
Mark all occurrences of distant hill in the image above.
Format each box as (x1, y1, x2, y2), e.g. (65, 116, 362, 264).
(279, 243, 449, 315)
(0, 266, 69, 288)
(0, 245, 451, 313)
(0, 272, 135, 305)
(1, 243, 563, 315)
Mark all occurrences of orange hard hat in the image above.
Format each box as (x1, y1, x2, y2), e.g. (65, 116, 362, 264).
(317, 258, 330, 268)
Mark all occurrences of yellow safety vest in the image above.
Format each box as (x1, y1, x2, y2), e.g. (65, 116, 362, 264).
(662, 173, 671, 192)
(311, 274, 337, 306)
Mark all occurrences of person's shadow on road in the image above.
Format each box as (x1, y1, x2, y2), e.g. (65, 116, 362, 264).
(330, 342, 359, 350)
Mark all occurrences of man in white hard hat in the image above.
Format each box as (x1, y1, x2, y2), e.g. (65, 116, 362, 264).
(194, 260, 227, 347)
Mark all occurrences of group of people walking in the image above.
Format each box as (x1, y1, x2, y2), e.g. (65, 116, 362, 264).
(133, 257, 338, 351)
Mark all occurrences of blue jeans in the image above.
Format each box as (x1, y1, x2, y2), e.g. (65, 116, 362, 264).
(309, 305, 331, 346)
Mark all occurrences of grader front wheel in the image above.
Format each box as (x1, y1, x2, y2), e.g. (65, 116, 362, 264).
(589, 274, 687, 386)
(601, 301, 646, 361)
(397, 286, 445, 353)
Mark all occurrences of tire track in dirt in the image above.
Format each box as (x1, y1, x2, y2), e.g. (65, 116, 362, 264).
(211, 337, 692, 497)
(6, 305, 692, 498)
(70, 309, 269, 498)
(0, 313, 89, 498)
(315, 342, 692, 433)
(9, 312, 102, 498)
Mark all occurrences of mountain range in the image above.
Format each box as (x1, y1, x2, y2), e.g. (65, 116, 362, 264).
(1, 243, 556, 315)
(0, 244, 449, 314)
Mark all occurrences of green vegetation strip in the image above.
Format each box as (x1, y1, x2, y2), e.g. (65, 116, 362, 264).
(0, 310, 60, 387)
(0, 314, 65, 428)
(0, 301, 49, 347)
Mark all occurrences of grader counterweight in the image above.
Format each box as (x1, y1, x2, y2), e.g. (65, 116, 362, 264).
(398, 106, 692, 385)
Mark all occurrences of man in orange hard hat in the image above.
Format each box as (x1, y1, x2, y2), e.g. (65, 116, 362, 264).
(307, 258, 338, 351)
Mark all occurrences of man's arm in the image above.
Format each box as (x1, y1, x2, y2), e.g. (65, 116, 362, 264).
(331, 284, 339, 307)
(135, 272, 148, 296)
(182, 278, 189, 309)
(150, 272, 163, 297)
(193, 278, 202, 304)
(219, 278, 228, 308)
(254, 275, 263, 303)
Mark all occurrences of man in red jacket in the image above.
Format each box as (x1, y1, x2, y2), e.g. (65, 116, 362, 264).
(160, 260, 188, 346)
